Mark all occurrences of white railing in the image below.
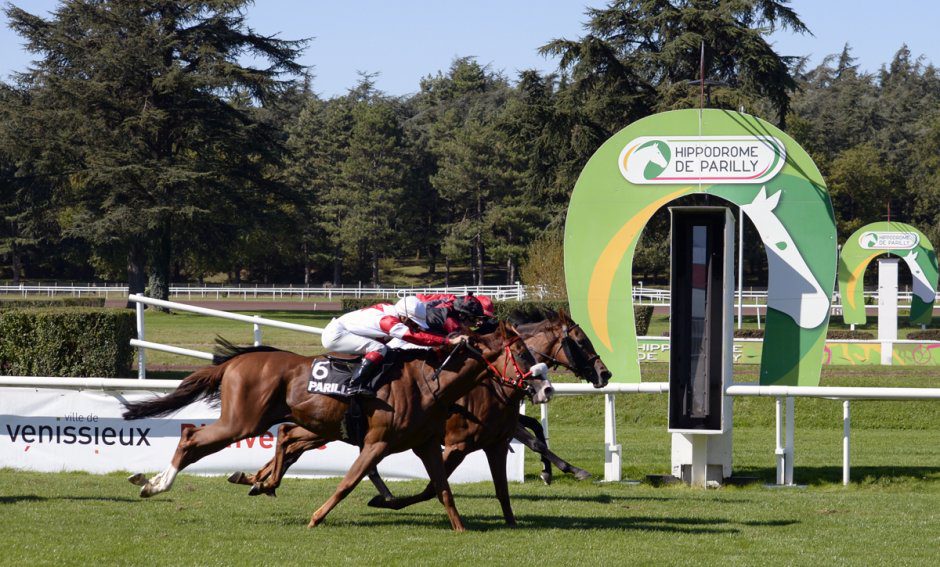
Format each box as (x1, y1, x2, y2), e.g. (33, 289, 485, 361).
(128, 294, 325, 379)
(0, 283, 527, 301)
(631, 288, 937, 307)
(726, 385, 940, 486)
(6, 283, 940, 311)
(8, 294, 929, 488)
(548, 382, 940, 486)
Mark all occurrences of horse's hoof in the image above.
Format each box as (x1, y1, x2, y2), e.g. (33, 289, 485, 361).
(540, 472, 552, 486)
(227, 471, 248, 485)
(128, 473, 148, 487)
(573, 470, 593, 481)
(367, 495, 392, 509)
(264, 490, 277, 498)
(139, 485, 153, 498)
(248, 484, 262, 496)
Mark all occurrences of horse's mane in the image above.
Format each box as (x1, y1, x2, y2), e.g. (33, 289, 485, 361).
(212, 336, 287, 366)
(506, 307, 561, 326)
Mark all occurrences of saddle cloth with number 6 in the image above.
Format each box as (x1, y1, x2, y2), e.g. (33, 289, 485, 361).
(307, 356, 359, 397)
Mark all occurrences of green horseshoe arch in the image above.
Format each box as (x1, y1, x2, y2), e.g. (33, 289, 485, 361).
(564, 109, 837, 386)
(838, 222, 938, 326)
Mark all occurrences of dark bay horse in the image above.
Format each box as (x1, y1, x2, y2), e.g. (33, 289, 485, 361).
(122, 322, 551, 531)
(230, 309, 610, 526)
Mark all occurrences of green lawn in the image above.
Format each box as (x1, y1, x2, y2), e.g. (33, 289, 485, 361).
(69, 306, 939, 563)
(2, 365, 938, 564)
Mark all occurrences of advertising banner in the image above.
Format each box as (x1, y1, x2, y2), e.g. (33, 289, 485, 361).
(638, 337, 940, 366)
(0, 387, 522, 483)
(566, 109, 836, 387)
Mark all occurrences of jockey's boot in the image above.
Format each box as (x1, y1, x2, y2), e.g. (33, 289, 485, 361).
(348, 351, 383, 398)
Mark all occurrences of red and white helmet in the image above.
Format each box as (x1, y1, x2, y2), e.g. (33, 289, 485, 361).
(476, 295, 495, 317)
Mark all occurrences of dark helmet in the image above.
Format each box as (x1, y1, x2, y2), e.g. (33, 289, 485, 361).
(453, 295, 484, 319)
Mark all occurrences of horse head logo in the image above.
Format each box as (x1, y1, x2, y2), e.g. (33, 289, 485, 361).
(741, 186, 829, 329)
(624, 140, 671, 181)
(903, 250, 935, 303)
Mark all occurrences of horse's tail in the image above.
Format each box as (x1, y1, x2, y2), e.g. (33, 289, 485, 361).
(122, 365, 226, 420)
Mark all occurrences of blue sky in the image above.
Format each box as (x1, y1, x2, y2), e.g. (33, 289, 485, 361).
(1, 1, 937, 98)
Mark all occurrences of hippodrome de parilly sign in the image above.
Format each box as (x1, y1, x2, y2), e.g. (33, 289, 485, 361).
(838, 221, 938, 326)
(565, 109, 837, 386)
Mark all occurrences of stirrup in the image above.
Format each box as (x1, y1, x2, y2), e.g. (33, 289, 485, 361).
(348, 385, 376, 398)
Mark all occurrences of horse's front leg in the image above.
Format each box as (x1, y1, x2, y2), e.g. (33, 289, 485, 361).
(413, 437, 466, 532)
(367, 468, 395, 501)
(367, 443, 469, 510)
(308, 440, 389, 528)
(483, 441, 516, 526)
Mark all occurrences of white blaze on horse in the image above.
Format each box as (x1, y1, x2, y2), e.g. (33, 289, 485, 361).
(741, 186, 829, 329)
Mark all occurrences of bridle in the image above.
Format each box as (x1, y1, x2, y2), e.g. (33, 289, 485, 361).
(527, 322, 601, 380)
(464, 335, 540, 391)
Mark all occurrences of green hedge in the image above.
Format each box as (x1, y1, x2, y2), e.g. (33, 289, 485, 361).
(730, 328, 876, 340)
(826, 329, 875, 340)
(0, 308, 135, 377)
(494, 301, 654, 336)
(0, 296, 105, 311)
(340, 297, 398, 312)
(633, 305, 654, 336)
(907, 329, 940, 341)
(340, 297, 655, 335)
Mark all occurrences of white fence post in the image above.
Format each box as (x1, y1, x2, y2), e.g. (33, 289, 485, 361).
(603, 393, 622, 481)
(135, 295, 146, 380)
(540, 403, 550, 448)
(253, 316, 263, 347)
(785, 396, 795, 485)
(775, 397, 785, 484)
(843, 400, 851, 485)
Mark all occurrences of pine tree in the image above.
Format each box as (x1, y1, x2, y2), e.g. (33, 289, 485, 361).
(5, 0, 305, 300)
(542, 0, 808, 126)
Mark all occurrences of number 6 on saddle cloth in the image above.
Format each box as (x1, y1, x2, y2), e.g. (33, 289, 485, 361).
(307, 354, 394, 397)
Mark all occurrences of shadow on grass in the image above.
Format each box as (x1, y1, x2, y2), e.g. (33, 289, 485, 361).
(280, 508, 798, 534)
(0, 495, 44, 504)
(737, 466, 940, 485)
(451, 492, 756, 504)
(340, 511, 795, 534)
(0, 494, 144, 504)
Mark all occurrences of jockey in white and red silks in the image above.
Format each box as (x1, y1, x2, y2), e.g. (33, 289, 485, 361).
(395, 293, 495, 334)
(320, 302, 467, 398)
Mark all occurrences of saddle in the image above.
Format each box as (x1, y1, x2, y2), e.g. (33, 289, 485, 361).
(307, 353, 397, 447)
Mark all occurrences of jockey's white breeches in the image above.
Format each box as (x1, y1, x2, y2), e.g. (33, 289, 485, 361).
(321, 318, 388, 355)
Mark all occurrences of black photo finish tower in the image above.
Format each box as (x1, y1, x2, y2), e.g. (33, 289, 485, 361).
(668, 207, 735, 485)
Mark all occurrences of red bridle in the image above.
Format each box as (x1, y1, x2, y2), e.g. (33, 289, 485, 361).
(473, 336, 535, 390)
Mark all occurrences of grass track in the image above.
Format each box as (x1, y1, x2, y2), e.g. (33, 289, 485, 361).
(1, 459, 938, 565)
(37, 308, 934, 563)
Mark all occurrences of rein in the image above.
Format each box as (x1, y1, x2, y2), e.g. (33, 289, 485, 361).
(527, 323, 600, 378)
(463, 336, 534, 391)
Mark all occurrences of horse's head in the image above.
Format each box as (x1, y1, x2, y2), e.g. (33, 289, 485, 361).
(469, 321, 554, 404)
(510, 308, 611, 388)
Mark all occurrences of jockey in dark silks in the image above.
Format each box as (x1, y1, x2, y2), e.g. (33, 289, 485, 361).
(397, 293, 492, 335)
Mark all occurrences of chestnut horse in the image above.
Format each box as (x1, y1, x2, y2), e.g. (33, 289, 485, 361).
(121, 322, 551, 531)
(230, 309, 610, 526)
